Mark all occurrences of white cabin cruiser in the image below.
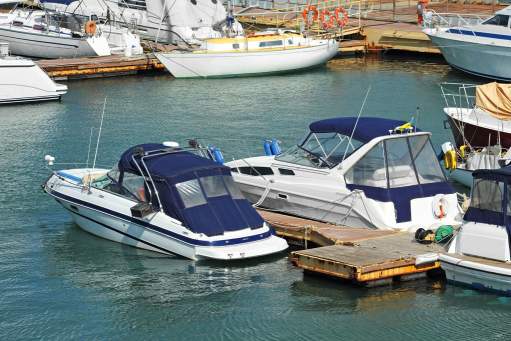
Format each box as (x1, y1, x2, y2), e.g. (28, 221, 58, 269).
(424, 6, 511, 80)
(0, 9, 111, 58)
(227, 117, 461, 231)
(43, 143, 288, 260)
(0, 42, 67, 104)
(440, 168, 511, 295)
(155, 30, 338, 78)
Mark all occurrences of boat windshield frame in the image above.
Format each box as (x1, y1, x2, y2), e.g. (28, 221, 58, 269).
(275, 131, 364, 169)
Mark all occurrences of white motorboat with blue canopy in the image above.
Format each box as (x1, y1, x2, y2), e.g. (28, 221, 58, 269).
(43, 143, 288, 260)
(227, 117, 462, 231)
(441, 167, 511, 295)
(424, 6, 511, 80)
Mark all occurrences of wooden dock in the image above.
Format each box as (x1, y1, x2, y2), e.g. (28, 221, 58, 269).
(258, 209, 444, 287)
(37, 54, 166, 80)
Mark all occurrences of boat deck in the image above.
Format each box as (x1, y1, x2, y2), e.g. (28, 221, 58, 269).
(258, 209, 444, 287)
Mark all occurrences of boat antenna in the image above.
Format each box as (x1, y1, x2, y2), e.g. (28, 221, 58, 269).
(86, 127, 94, 168)
(89, 97, 107, 190)
(342, 85, 372, 163)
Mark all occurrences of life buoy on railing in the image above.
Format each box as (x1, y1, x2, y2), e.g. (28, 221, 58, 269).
(320, 9, 335, 30)
(334, 6, 349, 28)
(301, 5, 319, 27)
(432, 194, 449, 219)
(85, 20, 97, 36)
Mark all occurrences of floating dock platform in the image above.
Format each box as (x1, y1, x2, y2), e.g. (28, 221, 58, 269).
(37, 54, 166, 80)
(258, 209, 443, 287)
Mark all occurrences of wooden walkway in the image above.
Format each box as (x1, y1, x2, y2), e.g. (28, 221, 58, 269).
(37, 54, 166, 80)
(258, 209, 444, 287)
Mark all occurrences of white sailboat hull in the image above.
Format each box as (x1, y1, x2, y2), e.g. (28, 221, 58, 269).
(155, 41, 339, 78)
(0, 26, 110, 58)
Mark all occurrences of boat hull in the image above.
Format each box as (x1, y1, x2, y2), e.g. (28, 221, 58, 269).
(155, 41, 339, 78)
(447, 115, 511, 149)
(440, 254, 511, 295)
(0, 60, 67, 104)
(426, 31, 511, 81)
(44, 172, 287, 261)
(0, 27, 110, 58)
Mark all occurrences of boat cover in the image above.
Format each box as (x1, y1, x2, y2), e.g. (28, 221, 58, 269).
(475, 82, 511, 120)
(118, 144, 264, 237)
(309, 117, 417, 143)
(464, 167, 511, 226)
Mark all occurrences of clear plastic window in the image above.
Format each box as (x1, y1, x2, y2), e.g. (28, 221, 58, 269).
(345, 141, 387, 188)
(122, 173, 147, 202)
(471, 179, 503, 212)
(483, 14, 509, 27)
(200, 176, 228, 198)
(409, 135, 446, 184)
(385, 138, 418, 188)
(223, 176, 245, 199)
(176, 179, 207, 208)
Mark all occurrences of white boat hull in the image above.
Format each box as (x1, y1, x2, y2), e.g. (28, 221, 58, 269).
(44, 170, 288, 261)
(425, 29, 511, 80)
(0, 58, 67, 104)
(0, 26, 110, 58)
(155, 41, 339, 78)
(440, 253, 511, 295)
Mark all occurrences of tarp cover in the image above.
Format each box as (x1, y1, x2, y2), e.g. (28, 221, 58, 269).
(309, 117, 418, 143)
(118, 144, 264, 237)
(475, 82, 511, 120)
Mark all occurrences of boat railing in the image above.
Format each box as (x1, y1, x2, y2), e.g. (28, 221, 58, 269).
(440, 82, 480, 131)
(423, 10, 487, 31)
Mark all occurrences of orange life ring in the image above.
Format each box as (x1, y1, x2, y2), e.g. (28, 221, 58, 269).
(334, 6, 349, 28)
(320, 9, 335, 30)
(301, 5, 318, 26)
(85, 20, 96, 36)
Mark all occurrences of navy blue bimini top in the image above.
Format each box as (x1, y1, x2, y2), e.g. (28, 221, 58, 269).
(118, 144, 264, 236)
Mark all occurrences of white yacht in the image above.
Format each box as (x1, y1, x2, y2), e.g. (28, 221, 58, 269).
(44, 0, 241, 45)
(155, 30, 338, 78)
(0, 9, 111, 58)
(0, 42, 67, 104)
(440, 167, 511, 295)
(43, 142, 288, 261)
(227, 117, 461, 232)
(424, 6, 511, 80)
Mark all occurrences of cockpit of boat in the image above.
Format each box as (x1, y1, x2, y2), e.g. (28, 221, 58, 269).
(481, 7, 511, 28)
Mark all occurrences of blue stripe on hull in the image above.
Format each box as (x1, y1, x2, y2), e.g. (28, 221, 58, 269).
(447, 29, 511, 42)
(47, 188, 271, 247)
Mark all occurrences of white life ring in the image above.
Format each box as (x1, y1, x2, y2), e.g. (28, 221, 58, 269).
(432, 194, 449, 219)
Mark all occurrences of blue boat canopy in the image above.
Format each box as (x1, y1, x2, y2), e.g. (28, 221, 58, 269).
(309, 117, 418, 143)
(117, 144, 264, 237)
(464, 167, 511, 227)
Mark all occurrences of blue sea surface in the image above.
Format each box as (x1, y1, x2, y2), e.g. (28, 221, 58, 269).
(1, 55, 510, 340)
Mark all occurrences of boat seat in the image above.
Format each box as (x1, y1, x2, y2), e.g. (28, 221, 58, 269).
(82, 171, 108, 185)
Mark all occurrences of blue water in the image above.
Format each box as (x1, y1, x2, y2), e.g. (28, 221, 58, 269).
(1, 55, 510, 340)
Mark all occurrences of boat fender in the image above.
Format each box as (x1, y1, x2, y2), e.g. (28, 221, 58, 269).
(415, 253, 439, 266)
(263, 140, 272, 156)
(443, 150, 457, 170)
(334, 6, 349, 28)
(432, 194, 449, 219)
(209, 146, 224, 164)
(459, 145, 469, 159)
(85, 20, 97, 36)
(270, 139, 281, 156)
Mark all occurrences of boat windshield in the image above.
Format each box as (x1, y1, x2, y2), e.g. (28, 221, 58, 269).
(482, 14, 510, 27)
(345, 135, 446, 188)
(470, 179, 504, 213)
(275, 132, 364, 168)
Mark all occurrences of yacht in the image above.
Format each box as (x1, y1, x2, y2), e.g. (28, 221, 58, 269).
(155, 30, 339, 78)
(0, 9, 111, 58)
(43, 142, 288, 260)
(440, 167, 511, 295)
(226, 117, 461, 231)
(0, 42, 67, 104)
(424, 6, 511, 80)
(441, 82, 511, 149)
